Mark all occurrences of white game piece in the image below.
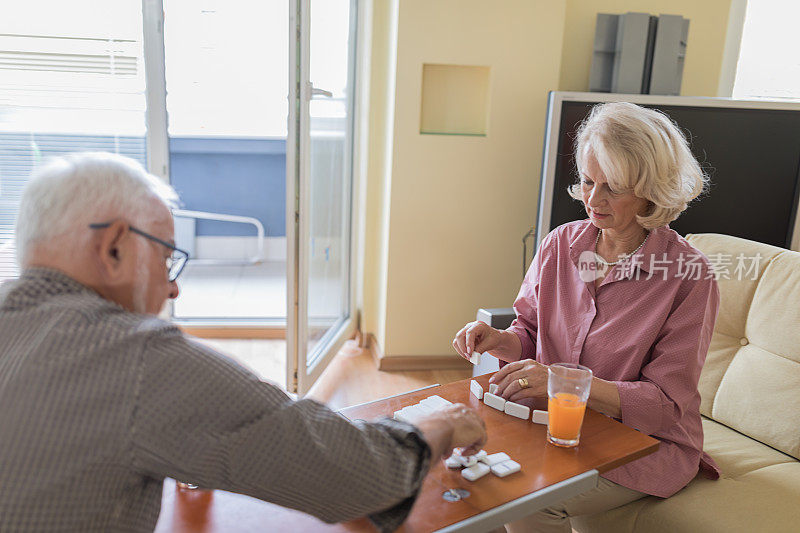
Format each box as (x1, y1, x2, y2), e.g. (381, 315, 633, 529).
(532, 410, 549, 425)
(420, 395, 451, 411)
(393, 410, 412, 424)
(488, 383, 499, 395)
(482, 452, 511, 466)
(414, 402, 435, 415)
(491, 459, 521, 478)
(483, 392, 505, 411)
(445, 455, 462, 469)
(428, 394, 452, 405)
(469, 351, 481, 364)
(394, 405, 420, 424)
(472, 449, 488, 462)
(504, 401, 531, 420)
(461, 462, 491, 481)
(418, 398, 443, 412)
(470, 380, 484, 400)
(456, 454, 478, 467)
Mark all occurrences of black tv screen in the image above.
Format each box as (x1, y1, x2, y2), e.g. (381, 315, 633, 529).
(538, 92, 800, 249)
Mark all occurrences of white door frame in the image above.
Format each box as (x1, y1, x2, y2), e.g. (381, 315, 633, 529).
(287, 0, 363, 395)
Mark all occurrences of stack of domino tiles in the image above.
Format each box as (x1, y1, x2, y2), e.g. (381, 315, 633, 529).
(393, 394, 452, 425)
(445, 449, 521, 481)
(471, 380, 549, 425)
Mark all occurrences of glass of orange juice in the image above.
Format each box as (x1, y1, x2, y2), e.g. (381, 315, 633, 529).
(547, 363, 593, 448)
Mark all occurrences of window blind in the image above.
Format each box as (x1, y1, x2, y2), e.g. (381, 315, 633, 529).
(0, 2, 147, 283)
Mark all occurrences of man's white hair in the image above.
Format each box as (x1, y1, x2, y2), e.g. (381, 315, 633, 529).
(15, 152, 179, 266)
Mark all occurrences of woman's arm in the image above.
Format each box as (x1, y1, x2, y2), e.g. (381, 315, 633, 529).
(501, 233, 554, 362)
(587, 376, 621, 418)
(608, 275, 720, 435)
(486, 329, 524, 363)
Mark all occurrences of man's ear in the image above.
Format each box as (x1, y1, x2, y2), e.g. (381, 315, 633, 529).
(95, 220, 130, 281)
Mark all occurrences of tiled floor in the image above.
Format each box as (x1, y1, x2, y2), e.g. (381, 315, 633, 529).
(174, 262, 287, 319)
(173, 260, 345, 323)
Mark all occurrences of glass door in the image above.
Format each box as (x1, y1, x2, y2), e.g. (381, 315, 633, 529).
(161, 0, 289, 325)
(287, 0, 357, 395)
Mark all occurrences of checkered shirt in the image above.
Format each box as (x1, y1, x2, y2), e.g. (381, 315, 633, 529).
(0, 268, 430, 532)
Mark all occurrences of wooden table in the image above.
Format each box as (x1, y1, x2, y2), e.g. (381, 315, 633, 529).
(156, 374, 658, 532)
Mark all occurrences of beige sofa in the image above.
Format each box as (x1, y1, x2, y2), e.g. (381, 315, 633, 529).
(574, 233, 800, 532)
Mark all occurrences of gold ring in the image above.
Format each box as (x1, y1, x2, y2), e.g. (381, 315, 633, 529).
(518, 377, 529, 389)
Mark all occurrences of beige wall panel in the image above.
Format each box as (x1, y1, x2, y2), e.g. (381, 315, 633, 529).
(382, 0, 567, 356)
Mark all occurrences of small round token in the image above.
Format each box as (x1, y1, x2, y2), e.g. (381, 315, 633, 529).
(442, 488, 470, 502)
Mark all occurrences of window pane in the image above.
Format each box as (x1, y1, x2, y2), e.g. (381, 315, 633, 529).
(733, 0, 800, 99)
(305, 0, 354, 363)
(163, 0, 289, 321)
(0, 0, 147, 281)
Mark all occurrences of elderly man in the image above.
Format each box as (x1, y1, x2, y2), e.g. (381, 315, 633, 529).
(0, 153, 486, 532)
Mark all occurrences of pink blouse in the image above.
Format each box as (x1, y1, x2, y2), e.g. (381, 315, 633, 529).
(508, 219, 720, 498)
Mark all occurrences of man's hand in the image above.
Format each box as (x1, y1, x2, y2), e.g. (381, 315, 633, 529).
(415, 403, 487, 460)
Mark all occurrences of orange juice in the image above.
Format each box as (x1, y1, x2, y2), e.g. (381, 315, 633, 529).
(548, 392, 587, 441)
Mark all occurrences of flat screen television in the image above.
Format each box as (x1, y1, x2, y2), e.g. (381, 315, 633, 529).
(537, 92, 800, 251)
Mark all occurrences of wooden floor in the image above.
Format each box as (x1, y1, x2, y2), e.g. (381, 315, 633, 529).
(194, 337, 472, 411)
(307, 340, 472, 410)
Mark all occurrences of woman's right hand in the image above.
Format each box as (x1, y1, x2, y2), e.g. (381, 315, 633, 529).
(452, 321, 502, 361)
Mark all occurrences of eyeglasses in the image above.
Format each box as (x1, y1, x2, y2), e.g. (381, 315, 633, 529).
(89, 222, 190, 282)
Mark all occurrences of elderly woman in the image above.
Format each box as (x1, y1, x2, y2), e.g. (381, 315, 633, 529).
(453, 102, 721, 532)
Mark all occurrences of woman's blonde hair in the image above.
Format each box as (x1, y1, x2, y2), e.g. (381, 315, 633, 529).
(568, 102, 708, 229)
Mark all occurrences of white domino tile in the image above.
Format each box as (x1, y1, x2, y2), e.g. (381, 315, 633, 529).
(470, 380, 484, 400)
(488, 383, 499, 395)
(469, 351, 481, 364)
(532, 410, 549, 425)
(420, 395, 451, 411)
(414, 402, 435, 415)
(445, 455, 462, 468)
(504, 401, 530, 420)
(456, 454, 478, 467)
(481, 452, 511, 466)
(461, 462, 491, 481)
(491, 459, 521, 478)
(483, 392, 505, 411)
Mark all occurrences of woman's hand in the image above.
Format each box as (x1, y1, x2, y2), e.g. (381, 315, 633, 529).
(452, 321, 503, 361)
(488, 359, 549, 402)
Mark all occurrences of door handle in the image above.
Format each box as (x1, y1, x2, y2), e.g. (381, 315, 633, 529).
(309, 82, 333, 98)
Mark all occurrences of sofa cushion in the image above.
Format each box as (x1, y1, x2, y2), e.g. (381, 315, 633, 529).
(713, 344, 800, 459)
(685, 234, 800, 459)
(573, 419, 800, 533)
(700, 417, 795, 477)
(684, 233, 782, 338)
(683, 234, 783, 419)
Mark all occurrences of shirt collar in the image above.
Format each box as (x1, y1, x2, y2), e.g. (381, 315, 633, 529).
(0, 267, 95, 310)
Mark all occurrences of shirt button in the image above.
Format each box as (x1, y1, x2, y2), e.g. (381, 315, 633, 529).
(740, 338, 748, 346)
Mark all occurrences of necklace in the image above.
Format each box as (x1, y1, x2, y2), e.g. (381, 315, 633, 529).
(594, 229, 649, 266)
